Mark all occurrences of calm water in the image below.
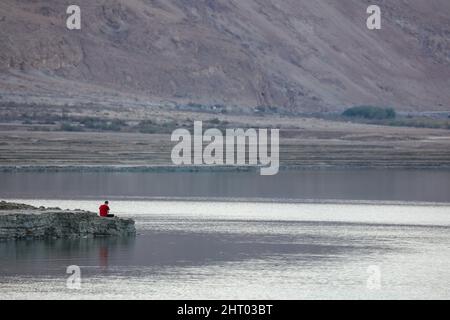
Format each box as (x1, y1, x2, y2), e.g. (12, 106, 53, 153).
(1, 169, 450, 202)
(0, 199, 449, 299)
(0, 170, 450, 299)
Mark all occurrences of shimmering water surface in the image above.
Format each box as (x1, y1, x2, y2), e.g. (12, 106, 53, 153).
(1, 199, 449, 299)
(0, 170, 449, 299)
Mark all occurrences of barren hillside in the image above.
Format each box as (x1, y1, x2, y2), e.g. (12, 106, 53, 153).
(0, 0, 449, 111)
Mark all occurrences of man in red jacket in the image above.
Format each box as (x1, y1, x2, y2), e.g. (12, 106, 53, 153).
(99, 201, 114, 217)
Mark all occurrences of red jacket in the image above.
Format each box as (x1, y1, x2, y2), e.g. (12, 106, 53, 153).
(99, 204, 110, 217)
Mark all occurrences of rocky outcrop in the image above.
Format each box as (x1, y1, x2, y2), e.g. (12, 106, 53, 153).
(0, 201, 37, 210)
(0, 201, 135, 240)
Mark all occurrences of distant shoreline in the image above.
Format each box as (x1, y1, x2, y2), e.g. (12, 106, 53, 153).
(1, 164, 450, 173)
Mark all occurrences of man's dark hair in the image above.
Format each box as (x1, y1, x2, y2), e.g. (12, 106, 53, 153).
(105, 201, 109, 204)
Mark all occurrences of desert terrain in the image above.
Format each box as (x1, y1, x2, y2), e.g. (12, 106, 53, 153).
(0, 0, 449, 171)
(1, 105, 450, 170)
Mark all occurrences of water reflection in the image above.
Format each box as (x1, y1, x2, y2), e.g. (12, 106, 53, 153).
(99, 245, 109, 270)
(0, 237, 135, 277)
(0, 226, 387, 279)
(0, 210, 449, 299)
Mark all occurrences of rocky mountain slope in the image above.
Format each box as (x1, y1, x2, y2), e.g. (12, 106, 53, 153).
(0, 0, 449, 112)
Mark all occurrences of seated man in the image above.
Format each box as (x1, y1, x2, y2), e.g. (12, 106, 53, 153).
(99, 201, 114, 217)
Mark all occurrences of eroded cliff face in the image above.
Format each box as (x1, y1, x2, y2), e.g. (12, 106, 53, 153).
(0, 201, 135, 240)
(0, 0, 449, 111)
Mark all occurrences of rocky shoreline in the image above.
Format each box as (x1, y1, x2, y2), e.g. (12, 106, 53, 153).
(0, 201, 135, 240)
